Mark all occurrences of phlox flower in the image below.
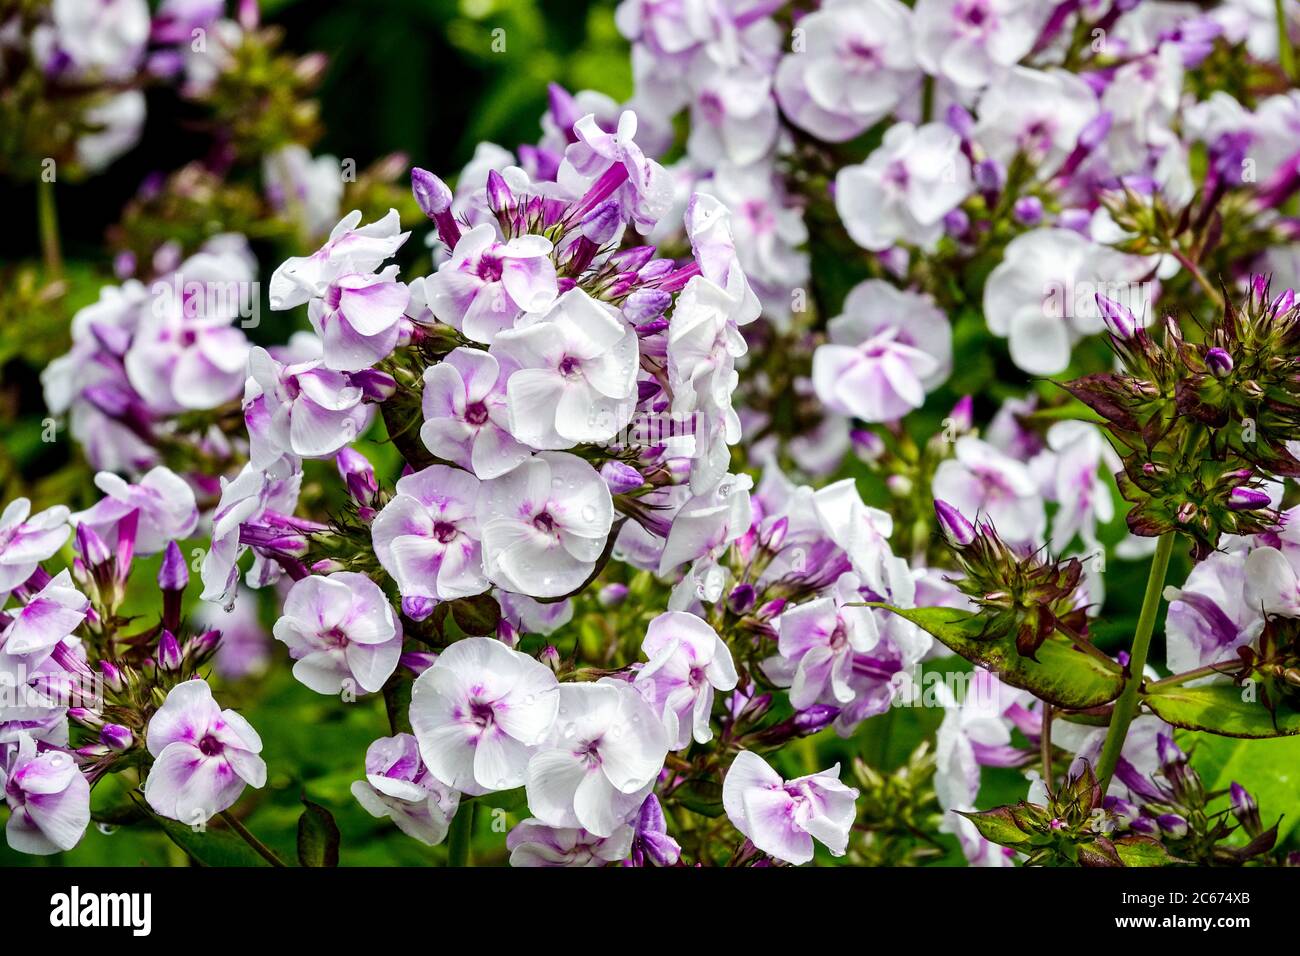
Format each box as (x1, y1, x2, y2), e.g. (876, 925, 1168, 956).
(371, 464, 488, 603)
(0, 499, 71, 598)
(1031, 421, 1120, 551)
(272, 572, 402, 695)
(143, 679, 266, 824)
(0, 571, 89, 688)
(409, 636, 560, 795)
(1, 735, 90, 855)
(492, 288, 639, 449)
(269, 209, 408, 311)
(525, 679, 669, 837)
(506, 817, 634, 867)
(263, 144, 344, 241)
(307, 267, 410, 372)
(774, 0, 921, 142)
(933, 668, 1031, 810)
(421, 224, 559, 344)
(722, 750, 858, 865)
(497, 590, 575, 636)
(558, 111, 673, 233)
(835, 122, 973, 252)
(913, 0, 1047, 90)
(1164, 550, 1264, 674)
(243, 346, 372, 467)
(420, 347, 531, 479)
(634, 611, 737, 749)
(350, 733, 461, 846)
(34, 0, 149, 81)
(974, 67, 1101, 174)
(478, 451, 614, 598)
(73, 466, 198, 557)
(812, 279, 952, 423)
(684, 61, 779, 166)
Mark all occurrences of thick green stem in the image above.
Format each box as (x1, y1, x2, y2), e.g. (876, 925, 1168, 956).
(447, 800, 476, 867)
(37, 178, 62, 280)
(1277, 0, 1297, 81)
(219, 810, 287, 867)
(1094, 532, 1175, 790)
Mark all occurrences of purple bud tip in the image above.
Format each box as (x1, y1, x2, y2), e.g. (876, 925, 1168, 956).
(793, 704, 840, 735)
(943, 208, 970, 236)
(949, 395, 974, 431)
(1230, 781, 1256, 813)
(411, 167, 453, 217)
(158, 630, 183, 671)
(762, 516, 789, 552)
(75, 523, 112, 567)
(100, 724, 134, 752)
(158, 540, 188, 591)
(850, 429, 886, 461)
(598, 583, 629, 608)
(399, 651, 438, 675)
(1013, 196, 1043, 226)
(1096, 293, 1137, 339)
(623, 288, 672, 325)
(1157, 813, 1189, 838)
(934, 500, 976, 547)
(401, 595, 437, 622)
(1156, 732, 1187, 768)
(349, 368, 397, 402)
(547, 82, 581, 132)
(580, 198, 623, 245)
(1205, 347, 1233, 377)
(945, 103, 975, 139)
(1228, 486, 1271, 511)
(974, 158, 1005, 193)
(728, 583, 757, 615)
(100, 661, 123, 692)
(540, 645, 562, 672)
(600, 460, 645, 495)
(486, 169, 513, 214)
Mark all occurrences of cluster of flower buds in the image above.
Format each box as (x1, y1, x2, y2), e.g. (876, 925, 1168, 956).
(934, 500, 1088, 658)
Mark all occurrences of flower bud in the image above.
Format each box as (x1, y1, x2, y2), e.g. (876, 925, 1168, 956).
(1096, 293, 1137, 340)
(579, 199, 622, 245)
(411, 167, 453, 217)
(158, 540, 188, 592)
(1013, 196, 1043, 226)
(337, 447, 378, 507)
(851, 428, 886, 463)
(943, 208, 970, 236)
(540, 645, 562, 674)
(1228, 486, 1271, 511)
(793, 704, 839, 735)
(600, 460, 645, 495)
(76, 523, 112, 568)
(157, 630, 183, 671)
(1230, 781, 1262, 835)
(401, 595, 437, 622)
(100, 724, 134, 752)
(1157, 813, 1189, 839)
(486, 169, 513, 215)
(935, 500, 976, 547)
(598, 583, 629, 608)
(761, 516, 789, 553)
(400, 651, 438, 675)
(1205, 347, 1233, 377)
(728, 583, 756, 615)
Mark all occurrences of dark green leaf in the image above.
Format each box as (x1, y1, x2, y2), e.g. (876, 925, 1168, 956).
(867, 605, 1126, 709)
(1114, 835, 1184, 867)
(450, 594, 501, 636)
(297, 798, 341, 867)
(145, 807, 271, 867)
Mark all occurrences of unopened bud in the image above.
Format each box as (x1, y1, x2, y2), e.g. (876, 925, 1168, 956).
(100, 724, 134, 752)
(935, 500, 976, 547)
(157, 630, 183, 671)
(158, 540, 188, 591)
(1096, 293, 1136, 340)
(1228, 486, 1271, 511)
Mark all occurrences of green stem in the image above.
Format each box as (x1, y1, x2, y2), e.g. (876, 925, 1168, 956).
(447, 800, 476, 867)
(37, 178, 62, 280)
(1277, 0, 1297, 81)
(219, 810, 287, 867)
(1094, 532, 1175, 791)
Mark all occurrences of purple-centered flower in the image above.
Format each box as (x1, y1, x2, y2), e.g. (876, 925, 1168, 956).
(506, 817, 634, 867)
(913, 0, 1047, 89)
(0, 571, 89, 688)
(722, 750, 858, 865)
(419, 224, 558, 344)
(419, 347, 530, 479)
(0, 499, 71, 599)
(272, 572, 402, 695)
(308, 268, 410, 372)
(350, 733, 461, 846)
(558, 110, 673, 233)
(409, 636, 559, 795)
(371, 464, 488, 603)
(634, 611, 738, 750)
(478, 452, 614, 598)
(525, 679, 669, 837)
(268, 209, 408, 312)
(1164, 549, 1263, 674)
(72, 466, 198, 557)
(244, 346, 371, 467)
(1, 735, 90, 855)
(492, 288, 639, 449)
(811, 280, 952, 422)
(932, 436, 1046, 545)
(142, 679, 266, 824)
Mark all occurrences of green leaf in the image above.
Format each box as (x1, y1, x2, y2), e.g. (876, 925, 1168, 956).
(1114, 835, 1184, 867)
(145, 808, 271, 867)
(297, 798, 341, 867)
(955, 806, 1033, 847)
(1188, 733, 1300, 843)
(1142, 683, 1300, 738)
(450, 594, 501, 636)
(867, 605, 1126, 709)
(674, 779, 724, 818)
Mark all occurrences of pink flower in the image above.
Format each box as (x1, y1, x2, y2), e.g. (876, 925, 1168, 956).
(142, 679, 266, 824)
(0, 499, 71, 598)
(244, 346, 371, 467)
(350, 733, 461, 846)
(0, 571, 89, 688)
(72, 466, 198, 557)
(421, 225, 558, 344)
(722, 750, 858, 865)
(420, 347, 530, 479)
(371, 464, 488, 602)
(506, 817, 633, 867)
(634, 611, 737, 749)
(273, 572, 402, 695)
(309, 269, 410, 372)
(1, 735, 90, 855)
